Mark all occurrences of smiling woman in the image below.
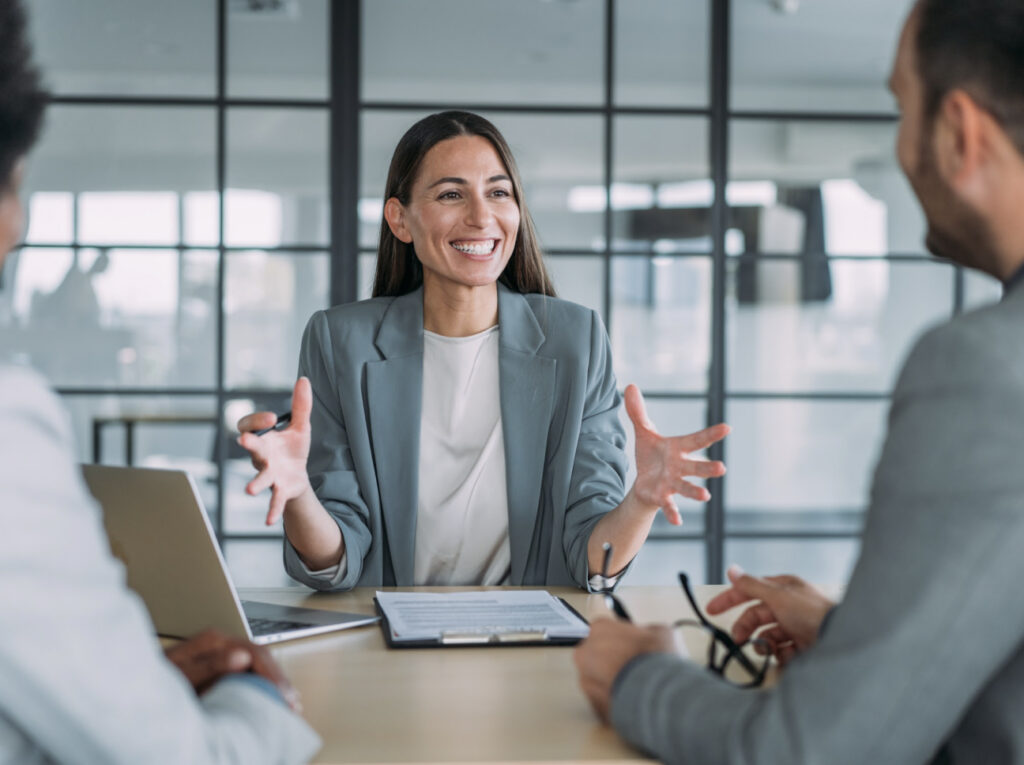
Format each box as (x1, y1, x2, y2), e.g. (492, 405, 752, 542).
(235, 111, 730, 592)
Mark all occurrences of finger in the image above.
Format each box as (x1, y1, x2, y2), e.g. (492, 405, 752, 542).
(673, 481, 711, 502)
(726, 564, 779, 604)
(661, 498, 682, 526)
(237, 431, 271, 456)
(674, 423, 731, 453)
(623, 384, 656, 434)
(753, 626, 791, 654)
(777, 644, 798, 666)
(731, 603, 777, 645)
(705, 586, 758, 615)
(676, 458, 727, 479)
(246, 469, 275, 497)
(237, 411, 279, 434)
(290, 376, 313, 432)
(266, 486, 286, 526)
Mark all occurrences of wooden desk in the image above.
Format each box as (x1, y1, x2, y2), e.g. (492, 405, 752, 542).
(239, 585, 751, 765)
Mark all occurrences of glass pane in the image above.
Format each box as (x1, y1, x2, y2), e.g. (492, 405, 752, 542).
(222, 540, 297, 587)
(66, 394, 219, 516)
(0, 248, 217, 388)
(29, 0, 216, 97)
(362, 0, 603, 105)
(358, 252, 378, 301)
(610, 256, 710, 392)
(545, 256, 604, 318)
(731, 0, 912, 112)
(728, 259, 954, 393)
(729, 120, 926, 256)
(964, 269, 1003, 311)
(228, 0, 329, 99)
(24, 106, 217, 244)
(613, 117, 710, 253)
(615, 0, 708, 107)
(224, 251, 330, 389)
(619, 398, 708, 534)
(627, 540, 706, 586)
(223, 393, 295, 536)
(725, 539, 860, 588)
(226, 109, 329, 247)
(725, 399, 888, 521)
(361, 110, 605, 251)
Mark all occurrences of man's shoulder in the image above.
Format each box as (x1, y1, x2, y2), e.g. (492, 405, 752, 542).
(0, 363, 63, 421)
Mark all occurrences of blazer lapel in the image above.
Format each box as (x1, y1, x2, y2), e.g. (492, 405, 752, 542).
(366, 288, 424, 586)
(497, 285, 557, 584)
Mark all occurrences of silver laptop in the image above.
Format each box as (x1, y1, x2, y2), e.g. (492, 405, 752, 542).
(82, 464, 379, 645)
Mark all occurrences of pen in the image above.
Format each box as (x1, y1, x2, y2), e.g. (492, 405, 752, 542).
(252, 411, 291, 436)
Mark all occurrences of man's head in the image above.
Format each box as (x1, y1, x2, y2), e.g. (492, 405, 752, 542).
(0, 0, 47, 266)
(891, 0, 1024, 280)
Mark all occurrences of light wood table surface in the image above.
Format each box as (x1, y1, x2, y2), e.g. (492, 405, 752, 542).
(238, 585, 752, 765)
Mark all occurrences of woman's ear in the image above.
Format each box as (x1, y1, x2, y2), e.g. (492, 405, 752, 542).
(384, 197, 413, 243)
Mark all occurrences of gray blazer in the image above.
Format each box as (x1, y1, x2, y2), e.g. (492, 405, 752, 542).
(284, 284, 628, 591)
(0, 365, 320, 765)
(610, 284, 1024, 764)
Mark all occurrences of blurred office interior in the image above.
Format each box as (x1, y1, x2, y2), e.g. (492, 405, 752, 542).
(6, 0, 1002, 588)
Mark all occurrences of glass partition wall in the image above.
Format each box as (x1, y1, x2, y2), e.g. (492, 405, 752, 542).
(14, 0, 1001, 586)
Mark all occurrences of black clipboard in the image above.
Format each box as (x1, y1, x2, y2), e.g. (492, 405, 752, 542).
(373, 596, 589, 648)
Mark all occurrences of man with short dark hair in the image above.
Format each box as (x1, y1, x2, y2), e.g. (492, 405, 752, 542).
(574, 1, 1024, 762)
(0, 1, 319, 762)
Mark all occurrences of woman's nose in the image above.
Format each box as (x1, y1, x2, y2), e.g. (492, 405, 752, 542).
(463, 193, 493, 227)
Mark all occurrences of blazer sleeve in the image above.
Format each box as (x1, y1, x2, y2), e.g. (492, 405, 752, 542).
(0, 366, 321, 765)
(609, 319, 1024, 764)
(284, 310, 372, 591)
(561, 309, 629, 591)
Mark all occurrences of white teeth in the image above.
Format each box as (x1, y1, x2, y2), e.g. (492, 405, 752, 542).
(451, 240, 496, 256)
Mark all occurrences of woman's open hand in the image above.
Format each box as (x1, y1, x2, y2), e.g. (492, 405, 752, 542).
(236, 376, 314, 526)
(625, 383, 729, 525)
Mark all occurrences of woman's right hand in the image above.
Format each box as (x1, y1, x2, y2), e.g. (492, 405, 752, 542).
(236, 376, 314, 526)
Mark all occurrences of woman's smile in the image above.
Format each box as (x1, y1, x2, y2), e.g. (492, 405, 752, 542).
(450, 238, 499, 259)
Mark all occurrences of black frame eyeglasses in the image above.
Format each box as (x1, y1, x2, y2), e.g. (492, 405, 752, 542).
(674, 572, 769, 688)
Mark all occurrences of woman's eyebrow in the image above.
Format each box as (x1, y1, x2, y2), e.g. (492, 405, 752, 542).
(426, 174, 511, 189)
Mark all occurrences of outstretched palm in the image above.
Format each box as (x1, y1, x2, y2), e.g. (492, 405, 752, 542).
(625, 384, 729, 525)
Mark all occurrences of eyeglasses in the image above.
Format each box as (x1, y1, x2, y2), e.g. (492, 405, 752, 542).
(597, 544, 768, 688)
(673, 572, 769, 688)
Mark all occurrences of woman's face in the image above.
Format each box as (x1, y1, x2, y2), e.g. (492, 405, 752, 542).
(385, 134, 520, 294)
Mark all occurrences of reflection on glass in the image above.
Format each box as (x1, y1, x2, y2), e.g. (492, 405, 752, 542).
(628, 540, 707, 586)
(613, 117, 710, 252)
(619, 398, 708, 534)
(363, 0, 603, 105)
(226, 109, 329, 247)
(79, 192, 179, 246)
(360, 111, 605, 252)
(611, 256, 711, 392)
(729, 120, 926, 256)
(731, 0, 912, 112)
(728, 260, 953, 392)
(29, 0, 216, 97)
(228, 0, 328, 99)
(224, 251, 329, 389)
(725, 399, 887, 518)
(725, 539, 860, 587)
(25, 192, 74, 244)
(0, 248, 217, 388)
(545, 256, 604, 318)
(615, 0, 708, 107)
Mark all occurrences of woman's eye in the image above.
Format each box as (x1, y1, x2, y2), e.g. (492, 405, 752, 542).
(438, 190, 460, 200)
(491, 188, 511, 198)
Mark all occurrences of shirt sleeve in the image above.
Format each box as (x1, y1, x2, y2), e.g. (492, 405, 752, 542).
(609, 320, 1024, 764)
(0, 366, 321, 765)
(284, 310, 371, 591)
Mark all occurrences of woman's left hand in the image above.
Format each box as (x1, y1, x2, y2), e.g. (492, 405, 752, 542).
(625, 383, 730, 525)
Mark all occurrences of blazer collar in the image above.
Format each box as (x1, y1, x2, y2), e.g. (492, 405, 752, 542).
(373, 283, 547, 358)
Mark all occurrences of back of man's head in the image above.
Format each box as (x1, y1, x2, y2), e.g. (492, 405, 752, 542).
(916, 0, 1024, 157)
(0, 0, 48, 190)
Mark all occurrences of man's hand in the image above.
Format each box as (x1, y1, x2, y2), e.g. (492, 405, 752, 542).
(705, 566, 836, 666)
(574, 619, 678, 724)
(164, 629, 302, 711)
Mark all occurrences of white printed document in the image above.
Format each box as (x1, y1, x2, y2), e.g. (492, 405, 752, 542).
(375, 590, 590, 645)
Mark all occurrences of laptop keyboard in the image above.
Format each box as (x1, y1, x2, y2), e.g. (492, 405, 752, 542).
(247, 617, 312, 637)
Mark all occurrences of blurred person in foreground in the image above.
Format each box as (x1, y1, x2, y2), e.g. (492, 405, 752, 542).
(575, 1, 1024, 763)
(0, 1, 319, 762)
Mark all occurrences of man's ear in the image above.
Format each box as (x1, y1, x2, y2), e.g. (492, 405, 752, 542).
(933, 89, 985, 190)
(384, 197, 413, 243)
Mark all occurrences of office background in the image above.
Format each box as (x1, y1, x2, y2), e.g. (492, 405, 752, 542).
(6, 0, 1001, 588)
